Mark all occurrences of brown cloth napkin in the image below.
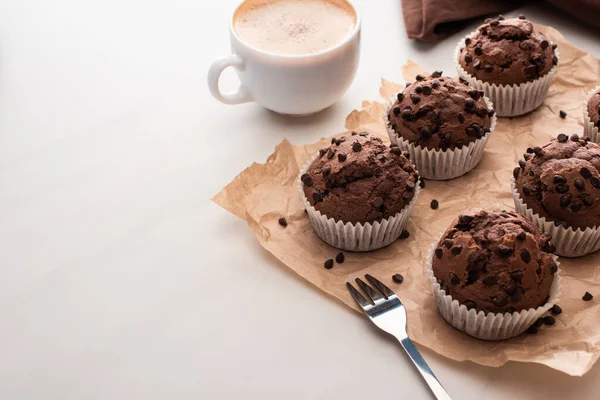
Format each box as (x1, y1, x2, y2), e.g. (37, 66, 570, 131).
(402, 0, 600, 42)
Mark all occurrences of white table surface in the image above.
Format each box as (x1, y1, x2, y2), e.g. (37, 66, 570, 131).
(2, 0, 600, 399)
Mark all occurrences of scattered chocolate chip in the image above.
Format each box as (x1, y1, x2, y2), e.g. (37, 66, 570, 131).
(550, 305, 562, 315)
(402, 191, 415, 200)
(410, 94, 421, 104)
(503, 283, 517, 295)
(522, 186, 531, 196)
(326, 149, 335, 159)
(541, 40, 549, 50)
(464, 54, 473, 64)
(543, 315, 555, 325)
(483, 275, 498, 285)
(526, 325, 538, 334)
(552, 43, 557, 50)
(335, 252, 344, 264)
(393, 107, 400, 117)
(324, 259, 334, 269)
(550, 261, 558, 273)
(553, 56, 558, 65)
(443, 238, 453, 249)
(391, 146, 402, 155)
(519, 160, 526, 169)
(351, 131, 358, 136)
(557, 133, 568, 143)
(484, 64, 493, 73)
(583, 291, 593, 301)
(553, 174, 566, 184)
(592, 177, 600, 188)
(571, 134, 579, 142)
(337, 153, 347, 162)
(301, 173, 313, 187)
(278, 217, 288, 227)
(415, 85, 423, 94)
(359, 132, 369, 137)
(580, 167, 592, 178)
(312, 191, 322, 203)
(520, 248, 531, 263)
(511, 287, 524, 301)
(533, 147, 543, 157)
(459, 214, 474, 224)
(419, 126, 432, 138)
(513, 167, 520, 179)
(493, 295, 508, 307)
(415, 74, 425, 81)
(570, 201, 582, 212)
(457, 113, 465, 123)
(352, 142, 362, 152)
(474, 47, 483, 56)
(422, 86, 432, 95)
(556, 184, 569, 194)
(518, 14, 526, 19)
(396, 93, 404, 102)
(465, 38, 472, 45)
(559, 110, 567, 119)
(435, 248, 443, 259)
(517, 231, 527, 241)
(534, 318, 545, 328)
(319, 148, 327, 157)
(574, 179, 585, 190)
(510, 270, 524, 282)
(459, 76, 469, 85)
(497, 245, 513, 257)
(401, 109, 412, 121)
(399, 230, 410, 239)
(392, 274, 404, 284)
(488, 109, 495, 117)
(430, 199, 439, 209)
(559, 193, 572, 207)
(464, 300, 477, 310)
(583, 196, 594, 206)
(450, 272, 460, 285)
(451, 245, 463, 255)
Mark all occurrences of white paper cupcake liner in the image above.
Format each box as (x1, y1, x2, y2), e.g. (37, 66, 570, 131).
(383, 96, 496, 180)
(454, 31, 559, 117)
(510, 176, 600, 257)
(583, 84, 600, 144)
(298, 153, 420, 252)
(426, 234, 561, 340)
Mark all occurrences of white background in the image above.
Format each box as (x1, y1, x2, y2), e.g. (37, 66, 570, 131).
(1, 0, 600, 399)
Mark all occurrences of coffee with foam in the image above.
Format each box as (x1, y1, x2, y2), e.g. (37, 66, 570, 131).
(234, 0, 356, 56)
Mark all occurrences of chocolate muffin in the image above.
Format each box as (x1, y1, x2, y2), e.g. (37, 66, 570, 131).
(458, 16, 557, 86)
(586, 87, 600, 129)
(387, 72, 493, 151)
(514, 135, 600, 230)
(302, 133, 418, 224)
(432, 210, 556, 314)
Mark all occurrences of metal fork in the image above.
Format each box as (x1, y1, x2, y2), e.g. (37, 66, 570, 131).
(347, 274, 451, 400)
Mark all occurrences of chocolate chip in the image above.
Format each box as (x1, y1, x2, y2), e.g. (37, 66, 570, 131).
(415, 74, 425, 81)
(401, 109, 412, 121)
(322, 166, 331, 176)
(415, 85, 423, 94)
(391, 146, 402, 155)
(351, 131, 358, 136)
(430, 199, 439, 209)
(511, 287, 524, 301)
(541, 40, 549, 50)
(552, 43, 557, 50)
(465, 37, 472, 46)
(571, 179, 585, 191)
(526, 325, 538, 334)
(459, 76, 469, 85)
(324, 259, 334, 269)
(553, 56, 558, 65)
(456, 113, 465, 124)
(278, 217, 288, 227)
(459, 214, 474, 224)
(359, 132, 369, 137)
(472, 60, 481, 69)
(559, 193, 571, 207)
(533, 147, 543, 157)
(559, 110, 567, 119)
(543, 240, 556, 253)
(512, 167, 520, 180)
(422, 86, 432, 95)
(518, 14, 526, 19)
(583, 291, 593, 301)
(431, 70, 443, 78)
(402, 191, 415, 200)
(522, 186, 531, 196)
(392, 274, 404, 284)
(326, 149, 335, 159)
(464, 300, 477, 310)
(393, 107, 400, 117)
(493, 295, 508, 307)
(550, 261, 558, 273)
(534, 318, 545, 328)
(525, 65, 537, 76)
(450, 272, 460, 285)
(410, 94, 421, 104)
(476, 108, 488, 118)
(396, 92, 404, 102)
(556, 184, 569, 194)
(503, 283, 517, 295)
(352, 142, 362, 152)
(490, 19, 499, 26)
(488, 109, 495, 118)
(517, 231, 527, 241)
(474, 47, 483, 56)
(583, 196, 594, 206)
(591, 177, 600, 188)
(483, 275, 498, 285)
(435, 248, 443, 259)
(510, 270, 524, 282)
(519, 160, 526, 169)
(301, 173, 313, 187)
(484, 64, 493, 73)
(451, 245, 463, 255)
(331, 137, 336, 144)
(553, 174, 566, 184)
(543, 315, 555, 325)
(550, 305, 562, 315)
(557, 133, 568, 142)
(570, 201, 582, 212)
(399, 230, 410, 239)
(337, 153, 347, 162)
(526, 147, 534, 154)
(443, 238, 453, 249)
(373, 197, 384, 208)
(464, 54, 472, 64)
(520, 248, 531, 263)
(319, 148, 327, 157)
(497, 245, 513, 257)
(312, 191, 322, 203)
(580, 167, 592, 178)
(406, 181, 415, 191)
(335, 252, 344, 264)
(419, 126, 432, 138)
(571, 133, 579, 142)
(419, 179, 425, 188)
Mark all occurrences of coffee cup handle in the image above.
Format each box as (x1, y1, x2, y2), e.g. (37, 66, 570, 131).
(207, 54, 253, 105)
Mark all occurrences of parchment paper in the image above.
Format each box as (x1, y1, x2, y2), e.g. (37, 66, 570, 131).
(212, 25, 600, 376)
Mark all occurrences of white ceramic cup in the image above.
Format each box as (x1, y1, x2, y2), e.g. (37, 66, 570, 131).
(207, 0, 361, 116)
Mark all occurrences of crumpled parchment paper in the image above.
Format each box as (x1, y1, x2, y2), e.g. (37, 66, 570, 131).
(212, 25, 600, 376)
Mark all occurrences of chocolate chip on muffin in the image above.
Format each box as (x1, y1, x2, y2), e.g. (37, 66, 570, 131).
(459, 17, 557, 86)
(431, 210, 556, 314)
(387, 73, 492, 151)
(586, 87, 600, 129)
(515, 137, 600, 230)
(303, 133, 418, 224)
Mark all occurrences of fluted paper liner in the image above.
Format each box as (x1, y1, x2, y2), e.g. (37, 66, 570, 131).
(426, 234, 561, 340)
(510, 177, 600, 257)
(383, 96, 496, 180)
(298, 153, 420, 251)
(213, 24, 600, 376)
(583, 85, 600, 143)
(454, 30, 559, 117)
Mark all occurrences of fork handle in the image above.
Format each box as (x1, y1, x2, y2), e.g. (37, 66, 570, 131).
(399, 337, 452, 400)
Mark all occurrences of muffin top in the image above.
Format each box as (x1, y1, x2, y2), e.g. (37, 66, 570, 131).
(387, 72, 493, 151)
(514, 135, 600, 230)
(587, 87, 600, 128)
(459, 15, 557, 86)
(432, 210, 556, 314)
(302, 133, 418, 224)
